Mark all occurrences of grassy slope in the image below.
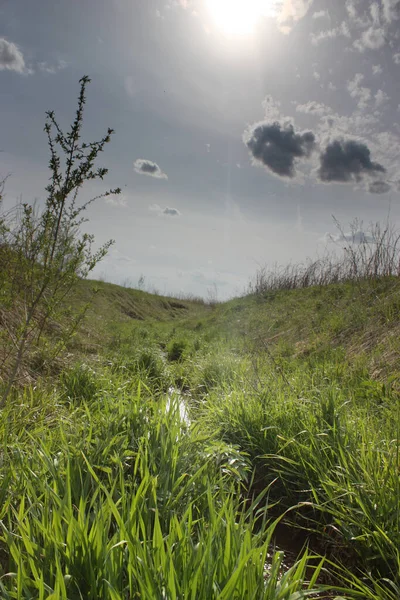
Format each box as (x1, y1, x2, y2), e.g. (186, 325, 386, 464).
(64, 278, 211, 354)
(213, 277, 400, 376)
(1, 276, 400, 598)
(77, 276, 400, 379)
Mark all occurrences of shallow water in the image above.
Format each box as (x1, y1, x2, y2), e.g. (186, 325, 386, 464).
(166, 386, 190, 424)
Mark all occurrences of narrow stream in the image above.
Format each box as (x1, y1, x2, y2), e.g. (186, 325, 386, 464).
(166, 386, 191, 425)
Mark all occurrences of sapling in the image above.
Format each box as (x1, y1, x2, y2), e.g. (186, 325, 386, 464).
(0, 76, 121, 405)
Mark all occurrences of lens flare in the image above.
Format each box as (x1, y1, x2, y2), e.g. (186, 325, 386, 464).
(205, 0, 275, 37)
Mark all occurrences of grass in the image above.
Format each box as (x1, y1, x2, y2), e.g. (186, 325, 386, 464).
(0, 377, 328, 599)
(1, 274, 400, 597)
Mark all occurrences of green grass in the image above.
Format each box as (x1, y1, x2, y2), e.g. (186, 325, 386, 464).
(0, 377, 331, 599)
(1, 275, 400, 597)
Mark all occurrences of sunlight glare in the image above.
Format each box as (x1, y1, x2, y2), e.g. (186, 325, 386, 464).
(205, 0, 275, 37)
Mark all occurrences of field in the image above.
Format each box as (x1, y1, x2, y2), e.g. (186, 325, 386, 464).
(1, 275, 400, 598)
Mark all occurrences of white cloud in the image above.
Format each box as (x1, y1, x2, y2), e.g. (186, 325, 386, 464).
(354, 26, 386, 51)
(0, 38, 26, 73)
(312, 10, 329, 19)
(393, 52, 400, 64)
(382, 0, 400, 23)
(375, 89, 390, 108)
(296, 101, 331, 116)
(372, 64, 383, 74)
(262, 95, 282, 120)
(106, 194, 128, 208)
(134, 159, 168, 179)
(37, 59, 67, 75)
(370, 2, 381, 25)
(276, 0, 315, 32)
(310, 21, 350, 45)
(347, 73, 371, 109)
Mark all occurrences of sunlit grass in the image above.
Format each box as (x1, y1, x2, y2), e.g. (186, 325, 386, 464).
(0, 378, 331, 599)
(1, 275, 400, 597)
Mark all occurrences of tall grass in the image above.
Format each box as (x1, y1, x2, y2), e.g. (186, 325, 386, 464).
(0, 374, 333, 599)
(249, 219, 400, 294)
(198, 347, 400, 593)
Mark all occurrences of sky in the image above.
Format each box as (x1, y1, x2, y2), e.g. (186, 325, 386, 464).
(1, 0, 400, 299)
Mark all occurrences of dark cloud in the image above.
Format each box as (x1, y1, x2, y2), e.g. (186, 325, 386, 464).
(134, 159, 168, 179)
(318, 139, 386, 183)
(149, 204, 181, 217)
(163, 207, 181, 216)
(244, 121, 316, 178)
(328, 230, 374, 244)
(0, 38, 25, 73)
(368, 180, 391, 194)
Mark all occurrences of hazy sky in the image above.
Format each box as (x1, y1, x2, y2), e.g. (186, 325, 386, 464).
(1, 0, 400, 298)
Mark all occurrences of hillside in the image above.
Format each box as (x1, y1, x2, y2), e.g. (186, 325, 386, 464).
(1, 275, 400, 598)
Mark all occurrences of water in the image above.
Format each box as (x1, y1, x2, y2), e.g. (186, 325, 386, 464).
(166, 386, 190, 424)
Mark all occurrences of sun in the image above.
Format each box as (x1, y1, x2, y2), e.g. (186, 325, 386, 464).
(205, 0, 274, 37)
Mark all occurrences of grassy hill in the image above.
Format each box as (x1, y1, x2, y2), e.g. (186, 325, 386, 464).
(1, 275, 400, 598)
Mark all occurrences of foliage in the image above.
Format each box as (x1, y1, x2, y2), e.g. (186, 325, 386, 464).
(0, 77, 120, 405)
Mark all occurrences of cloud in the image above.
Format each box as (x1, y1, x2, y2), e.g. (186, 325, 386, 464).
(37, 59, 67, 74)
(134, 159, 168, 179)
(243, 121, 316, 178)
(372, 64, 383, 74)
(346, 0, 369, 26)
(368, 180, 391, 194)
(328, 230, 375, 244)
(318, 139, 386, 183)
(375, 89, 390, 108)
(312, 10, 329, 19)
(354, 26, 386, 51)
(347, 73, 371, 109)
(276, 0, 315, 32)
(382, 0, 400, 22)
(262, 95, 282, 120)
(163, 207, 181, 216)
(149, 204, 181, 217)
(394, 52, 400, 64)
(106, 194, 128, 208)
(0, 38, 26, 73)
(310, 21, 350, 44)
(296, 101, 331, 116)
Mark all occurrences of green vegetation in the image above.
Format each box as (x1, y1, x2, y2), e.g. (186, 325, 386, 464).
(1, 271, 400, 598)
